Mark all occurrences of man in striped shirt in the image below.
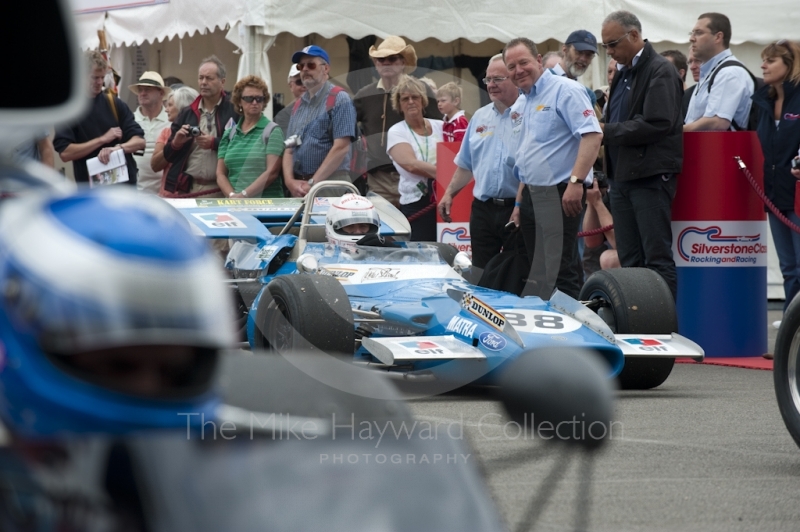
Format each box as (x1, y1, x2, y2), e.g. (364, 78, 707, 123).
(283, 45, 357, 197)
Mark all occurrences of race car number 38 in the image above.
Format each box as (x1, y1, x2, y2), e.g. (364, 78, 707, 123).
(497, 309, 581, 334)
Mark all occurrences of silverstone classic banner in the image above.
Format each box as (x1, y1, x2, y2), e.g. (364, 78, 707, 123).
(671, 220, 768, 267)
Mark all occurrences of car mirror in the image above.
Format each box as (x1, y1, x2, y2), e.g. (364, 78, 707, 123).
(0, 0, 86, 156)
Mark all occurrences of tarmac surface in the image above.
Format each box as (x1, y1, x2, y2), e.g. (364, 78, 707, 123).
(405, 308, 800, 531)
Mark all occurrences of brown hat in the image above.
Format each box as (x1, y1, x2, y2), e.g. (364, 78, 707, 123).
(129, 71, 171, 99)
(369, 36, 418, 74)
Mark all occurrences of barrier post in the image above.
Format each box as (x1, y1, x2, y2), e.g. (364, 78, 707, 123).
(435, 142, 473, 256)
(672, 132, 767, 357)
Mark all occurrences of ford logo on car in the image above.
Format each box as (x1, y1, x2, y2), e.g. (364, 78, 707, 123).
(479, 332, 507, 351)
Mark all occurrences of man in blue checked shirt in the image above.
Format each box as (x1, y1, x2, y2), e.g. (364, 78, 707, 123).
(438, 55, 523, 269)
(283, 45, 357, 197)
(503, 37, 602, 300)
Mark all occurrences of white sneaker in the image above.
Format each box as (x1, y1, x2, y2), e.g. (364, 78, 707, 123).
(773, 320, 782, 329)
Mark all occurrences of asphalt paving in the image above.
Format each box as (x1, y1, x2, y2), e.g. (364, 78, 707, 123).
(404, 310, 800, 532)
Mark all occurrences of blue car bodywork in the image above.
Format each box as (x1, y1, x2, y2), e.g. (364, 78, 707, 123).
(166, 183, 704, 386)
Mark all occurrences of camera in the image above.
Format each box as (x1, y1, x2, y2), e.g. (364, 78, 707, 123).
(284, 134, 302, 149)
(189, 126, 201, 137)
(792, 158, 800, 170)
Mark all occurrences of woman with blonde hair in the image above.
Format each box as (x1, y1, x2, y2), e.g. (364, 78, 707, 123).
(752, 39, 800, 329)
(386, 75, 443, 241)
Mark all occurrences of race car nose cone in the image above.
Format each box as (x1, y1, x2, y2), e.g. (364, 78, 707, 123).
(497, 347, 614, 451)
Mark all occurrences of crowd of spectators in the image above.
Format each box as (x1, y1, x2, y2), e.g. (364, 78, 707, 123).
(51, 11, 800, 315)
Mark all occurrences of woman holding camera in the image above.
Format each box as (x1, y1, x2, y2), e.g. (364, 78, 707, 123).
(753, 39, 800, 326)
(152, 86, 199, 197)
(217, 76, 285, 198)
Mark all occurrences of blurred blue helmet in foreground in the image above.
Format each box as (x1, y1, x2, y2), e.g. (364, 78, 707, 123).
(0, 187, 235, 437)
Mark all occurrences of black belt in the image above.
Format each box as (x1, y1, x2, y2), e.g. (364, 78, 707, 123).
(478, 197, 516, 207)
(371, 164, 397, 173)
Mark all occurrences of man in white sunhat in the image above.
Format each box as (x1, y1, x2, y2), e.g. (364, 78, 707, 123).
(354, 36, 441, 206)
(274, 64, 307, 134)
(130, 71, 171, 194)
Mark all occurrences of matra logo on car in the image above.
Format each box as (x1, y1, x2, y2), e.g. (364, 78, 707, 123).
(446, 316, 478, 337)
(462, 294, 505, 330)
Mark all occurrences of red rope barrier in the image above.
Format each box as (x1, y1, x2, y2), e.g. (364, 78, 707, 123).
(733, 156, 800, 234)
(577, 224, 614, 238)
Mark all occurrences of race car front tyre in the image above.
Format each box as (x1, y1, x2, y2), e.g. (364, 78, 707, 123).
(255, 274, 355, 358)
(773, 294, 800, 449)
(580, 268, 676, 390)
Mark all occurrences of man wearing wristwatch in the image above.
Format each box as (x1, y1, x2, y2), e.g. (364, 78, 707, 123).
(503, 38, 602, 300)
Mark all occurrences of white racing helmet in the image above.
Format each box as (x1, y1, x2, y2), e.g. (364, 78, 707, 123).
(325, 193, 381, 247)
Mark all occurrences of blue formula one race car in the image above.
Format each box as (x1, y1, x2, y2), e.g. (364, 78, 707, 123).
(167, 181, 704, 391)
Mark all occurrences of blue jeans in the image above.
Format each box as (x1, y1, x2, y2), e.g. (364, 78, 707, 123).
(610, 174, 677, 301)
(768, 210, 800, 312)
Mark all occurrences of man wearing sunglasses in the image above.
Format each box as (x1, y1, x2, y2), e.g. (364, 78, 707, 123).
(283, 45, 357, 198)
(600, 10, 683, 301)
(684, 13, 754, 131)
(354, 36, 441, 207)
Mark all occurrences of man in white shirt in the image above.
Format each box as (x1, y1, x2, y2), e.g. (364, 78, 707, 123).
(130, 72, 171, 193)
(684, 12, 754, 131)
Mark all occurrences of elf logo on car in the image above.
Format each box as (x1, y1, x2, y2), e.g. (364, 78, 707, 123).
(193, 212, 246, 229)
(479, 332, 507, 351)
(446, 316, 478, 337)
(462, 294, 505, 330)
(624, 338, 671, 352)
(400, 340, 445, 355)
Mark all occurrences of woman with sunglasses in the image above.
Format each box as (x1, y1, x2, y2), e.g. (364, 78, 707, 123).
(752, 39, 800, 329)
(217, 75, 285, 198)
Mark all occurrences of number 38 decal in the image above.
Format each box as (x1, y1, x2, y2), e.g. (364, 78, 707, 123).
(498, 309, 581, 334)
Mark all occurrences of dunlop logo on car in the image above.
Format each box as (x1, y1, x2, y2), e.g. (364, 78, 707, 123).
(462, 294, 505, 330)
(323, 268, 358, 280)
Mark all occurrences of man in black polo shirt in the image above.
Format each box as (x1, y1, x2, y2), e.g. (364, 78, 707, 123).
(54, 51, 144, 185)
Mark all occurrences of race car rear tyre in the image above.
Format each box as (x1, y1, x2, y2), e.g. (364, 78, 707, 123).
(773, 295, 800, 449)
(580, 268, 676, 390)
(255, 274, 355, 358)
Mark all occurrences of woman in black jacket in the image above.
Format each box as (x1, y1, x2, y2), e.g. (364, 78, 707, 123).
(753, 39, 800, 325)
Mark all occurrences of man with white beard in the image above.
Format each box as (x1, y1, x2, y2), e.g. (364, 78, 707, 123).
(551, 30, 599, 105)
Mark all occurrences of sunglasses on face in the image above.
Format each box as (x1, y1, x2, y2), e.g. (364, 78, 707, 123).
(292, 78, 304, 86)
(601, 32, 630, 50)
(297, 61, 320, 70)
(376, 55, 402, 64)
(241, 95, 265, 104)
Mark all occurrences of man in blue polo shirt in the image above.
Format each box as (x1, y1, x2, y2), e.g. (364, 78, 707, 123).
(283, 45, 357, 197)
(438, 55, 522, 270)
(503, 37, 602, 300)
(684, 12, 754, 131)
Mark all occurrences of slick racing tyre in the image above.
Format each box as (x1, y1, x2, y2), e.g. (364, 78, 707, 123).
(774, 295, 800, 449)
(254, 274, 354, 359)
(580, 268, 676, 389)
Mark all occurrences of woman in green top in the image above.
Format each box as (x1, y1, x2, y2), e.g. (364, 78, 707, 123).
(217, 75, 285, 198)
